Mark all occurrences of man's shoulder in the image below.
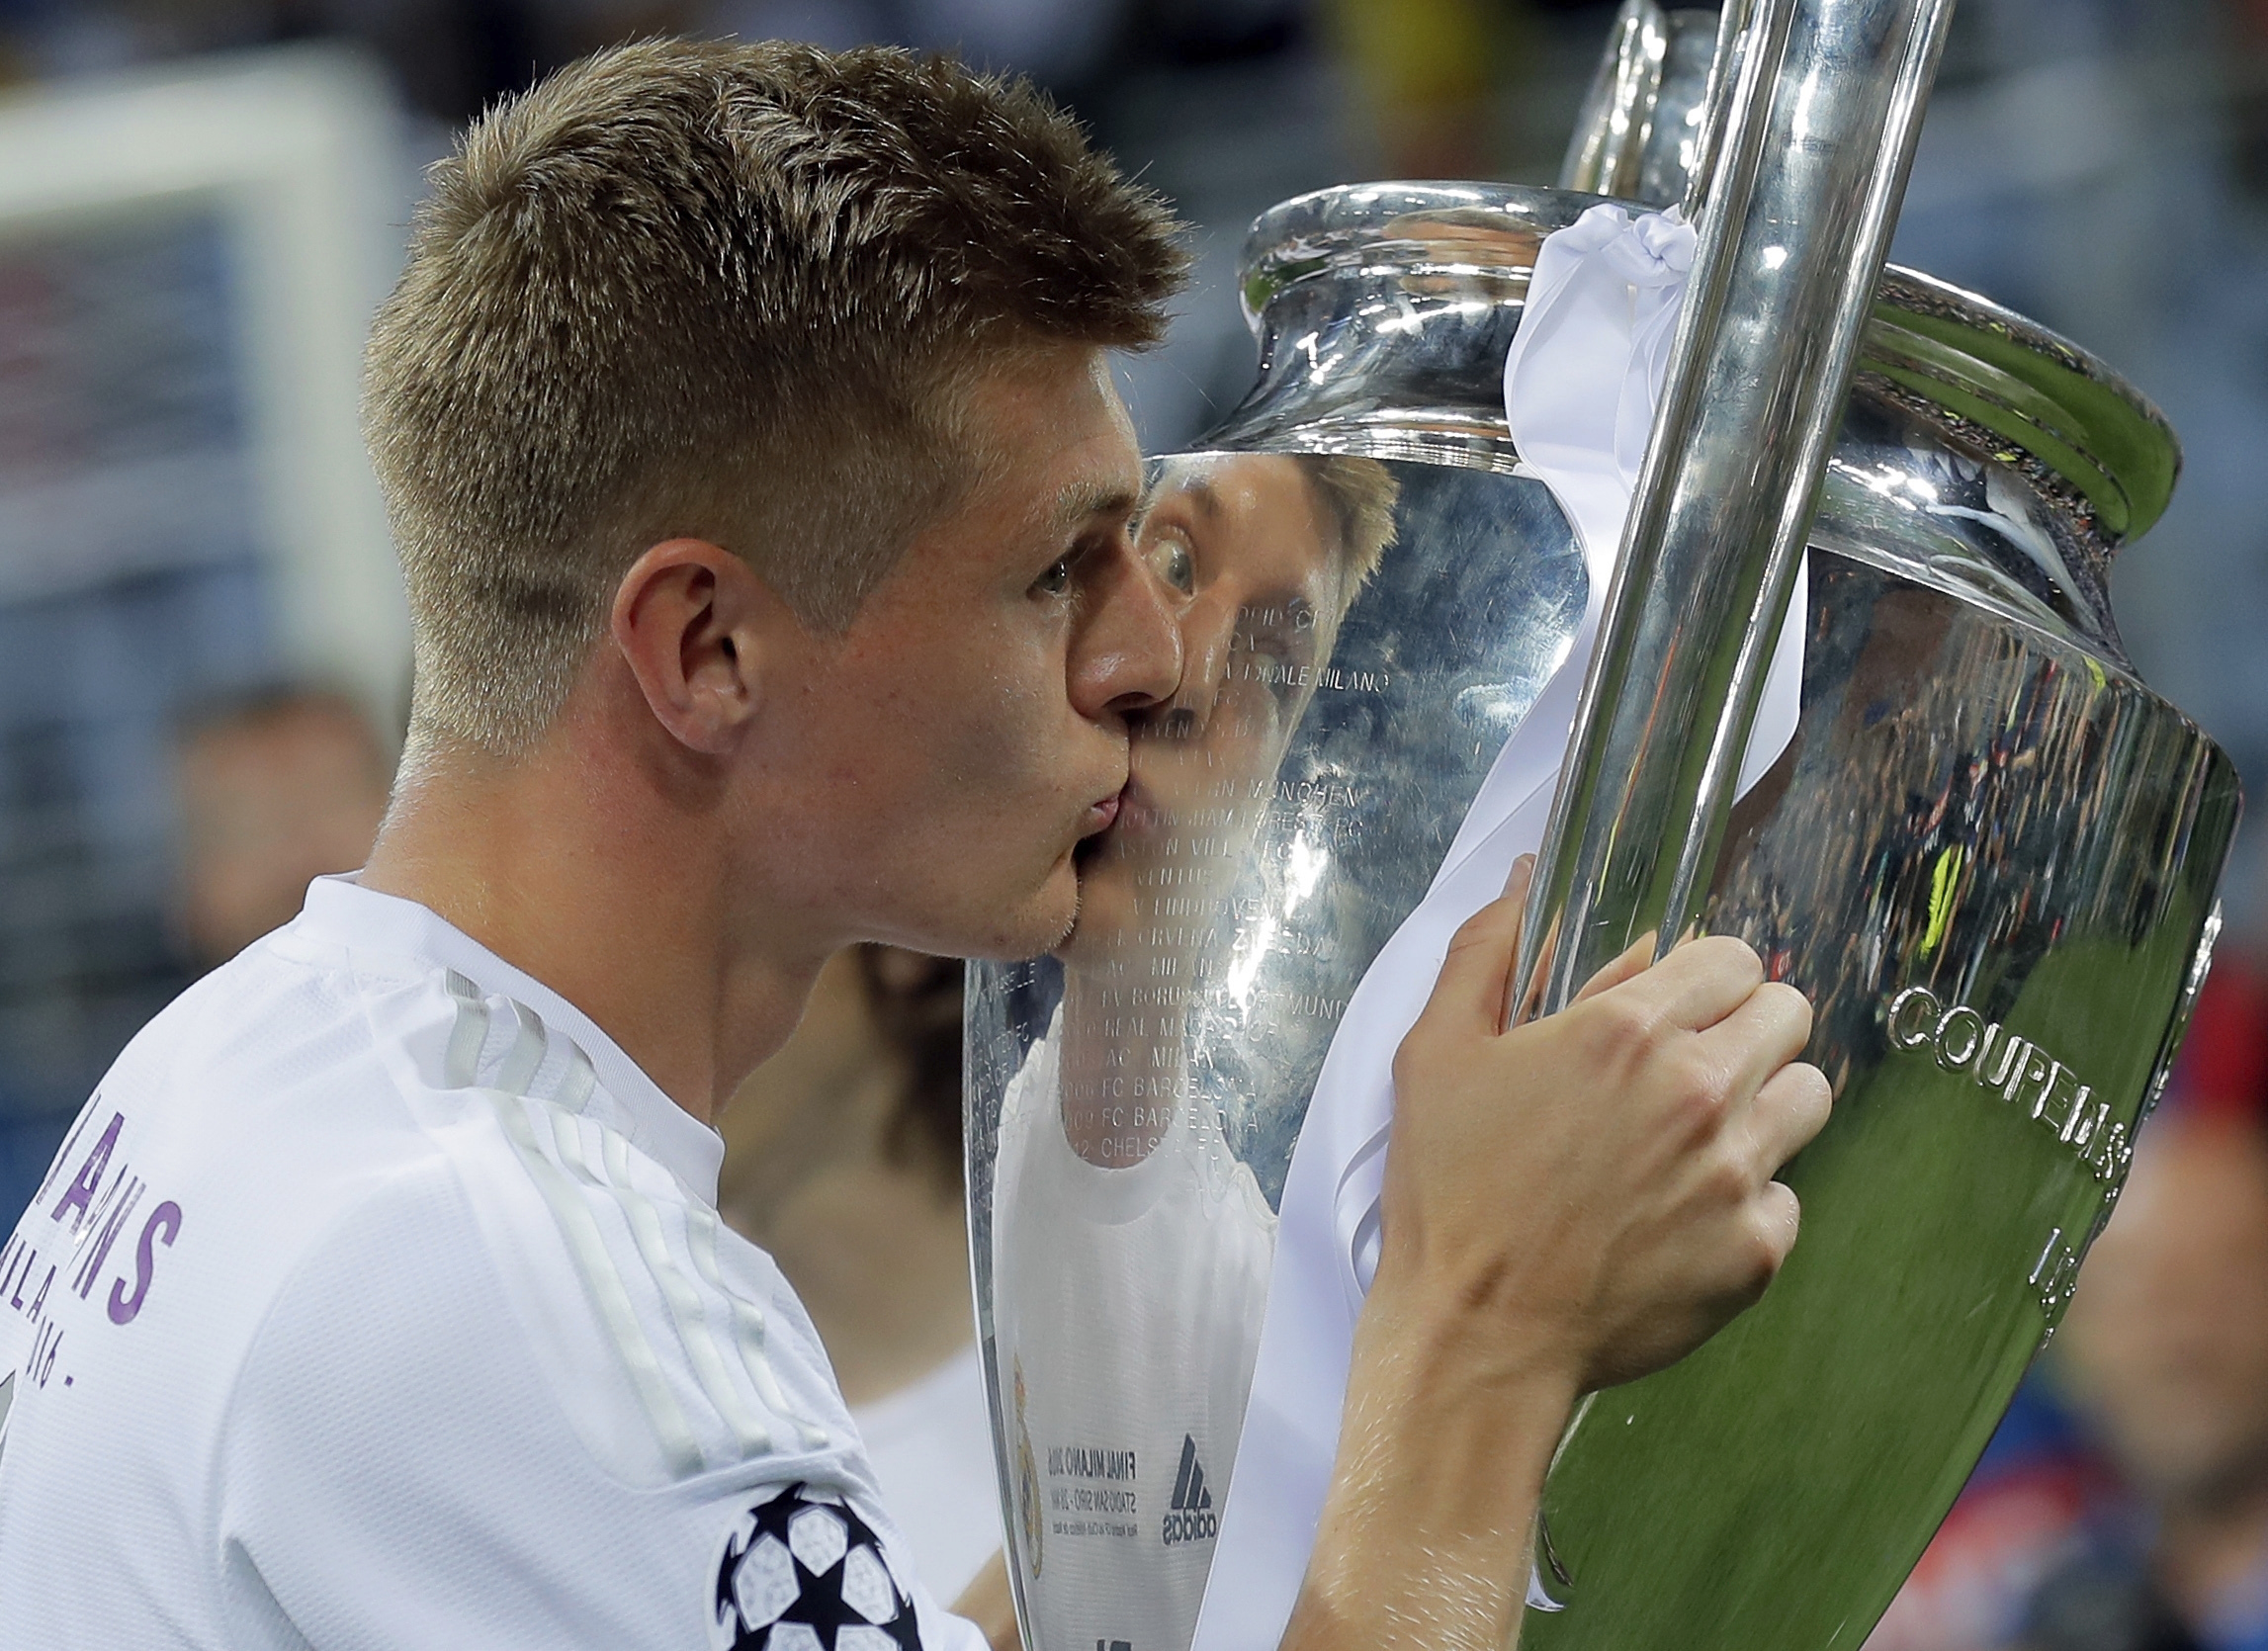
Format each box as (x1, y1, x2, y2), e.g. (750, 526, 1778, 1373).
(0, 933, 445, 1382)
(93, 913, 465, 1171)
(166, 917, 853, 1486)
(198, 1029, 851, 1500)
(204, 1078, 968, 1646)
(115, 923, 395, 1098)
(49, 925, 480, 1284)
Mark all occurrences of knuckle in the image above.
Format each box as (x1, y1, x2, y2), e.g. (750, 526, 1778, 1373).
(1746, 1230, 1786, 1293)
(1675, 1039, 1725, 1093)
(1674, 1085, 1727, 1143)
(1794, 1063, 1834, 1124)
(1759, 978, 1812, 1022)
(1763, 981, 1816, 1043)
(1751, 1188, 1800, 1271)
(1440, 923, 1488, 966)
(1591, 992, 1664, 1050)
(1693, 933, 1764, 980)
(1760, 1064, 1832, 1151)
(1668, 1046, 1729, 1125)
(1392, 1023, 1471, 1097)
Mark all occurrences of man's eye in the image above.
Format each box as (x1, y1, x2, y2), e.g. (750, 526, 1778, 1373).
(1033, 555, 1075, 597)
(1144, 532, 1195, 596)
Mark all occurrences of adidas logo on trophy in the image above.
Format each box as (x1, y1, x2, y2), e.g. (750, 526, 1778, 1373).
(1161, 1436, 1217, 1545)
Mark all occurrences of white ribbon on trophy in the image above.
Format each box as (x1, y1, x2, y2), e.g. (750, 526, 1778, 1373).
(1188, 203, 1809, 1651)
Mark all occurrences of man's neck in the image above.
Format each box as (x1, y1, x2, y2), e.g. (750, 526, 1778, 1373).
(362, 718, 827, 1126)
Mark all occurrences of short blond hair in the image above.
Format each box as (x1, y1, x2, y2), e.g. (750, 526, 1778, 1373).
(365, 39, 1184, 755)
(1306, 455, 1399, 594)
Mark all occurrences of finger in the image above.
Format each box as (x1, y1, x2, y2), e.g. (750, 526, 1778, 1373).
(1493, 858, 1557, 1025)
(1696, 978, 1814, 1100)
(1425, 863, 1533, 1035)
(1749, 1178, 1803, 1272)
(1571, 930, 1654, 1004)
(1740, 1060, 1833, 1175)
(1614, 932, 1766, 1031)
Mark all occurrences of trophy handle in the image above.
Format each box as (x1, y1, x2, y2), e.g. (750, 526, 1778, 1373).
(1514, 0, 1963, 1021)
(1557, 2, 1735, 213)
(1556, 0, 1671, 201)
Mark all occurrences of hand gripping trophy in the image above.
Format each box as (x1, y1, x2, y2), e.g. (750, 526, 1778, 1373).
(967, 4, 2243, 1650)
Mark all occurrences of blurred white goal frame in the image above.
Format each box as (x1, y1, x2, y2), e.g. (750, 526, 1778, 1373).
(0, 46, 410, 726)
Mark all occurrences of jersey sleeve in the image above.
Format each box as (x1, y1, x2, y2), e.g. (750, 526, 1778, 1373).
(214, 1166, 988, 1651)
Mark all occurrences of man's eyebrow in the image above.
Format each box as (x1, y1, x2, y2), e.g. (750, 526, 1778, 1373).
(1051, 477, 1140, 533)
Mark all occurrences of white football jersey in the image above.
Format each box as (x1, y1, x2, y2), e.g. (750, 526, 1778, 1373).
(990, 1023, 1277, 1651)
(0, 876, 986, 1651)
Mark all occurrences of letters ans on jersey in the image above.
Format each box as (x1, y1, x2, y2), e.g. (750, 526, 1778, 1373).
(0, 1099, 183, 1455)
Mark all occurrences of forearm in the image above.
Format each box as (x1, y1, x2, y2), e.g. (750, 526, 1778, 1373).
(1279, 1278, 1577, 1651)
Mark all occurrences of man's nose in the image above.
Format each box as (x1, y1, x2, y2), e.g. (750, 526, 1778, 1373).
(1164, 596, 1237, 735)
(1070, 540, 1183, 720)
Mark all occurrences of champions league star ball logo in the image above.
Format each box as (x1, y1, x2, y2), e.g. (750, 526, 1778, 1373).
(711, 1483, 921, 1651)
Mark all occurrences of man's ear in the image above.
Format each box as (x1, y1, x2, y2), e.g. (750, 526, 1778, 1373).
(609, 539, 784, 755)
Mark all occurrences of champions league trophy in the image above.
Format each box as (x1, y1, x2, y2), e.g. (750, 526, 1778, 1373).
(967, 3, 2243, 1649)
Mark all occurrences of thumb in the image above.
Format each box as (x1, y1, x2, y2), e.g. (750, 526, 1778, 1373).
(1424, 856, 1535, 1036)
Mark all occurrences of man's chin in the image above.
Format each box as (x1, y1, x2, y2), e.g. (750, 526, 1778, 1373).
(945, 862, 1085, 963)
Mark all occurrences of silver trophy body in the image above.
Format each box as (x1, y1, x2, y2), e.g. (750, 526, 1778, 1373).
(968, 9, 2240, 1650)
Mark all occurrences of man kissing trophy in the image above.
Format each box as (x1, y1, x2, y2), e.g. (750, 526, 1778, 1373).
(969, 2, 2242, 1650)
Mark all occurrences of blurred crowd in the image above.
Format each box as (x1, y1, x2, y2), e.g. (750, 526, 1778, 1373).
(0, 0, 2265, 1645)
(1870, 954, 2268, 1651)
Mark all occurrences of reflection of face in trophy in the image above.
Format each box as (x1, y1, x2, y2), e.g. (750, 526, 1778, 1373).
(989, 452, 1394, 1651)
(1058, 454, 1395, 1167)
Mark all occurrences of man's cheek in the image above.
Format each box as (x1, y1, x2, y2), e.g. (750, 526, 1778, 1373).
(965, 705, 1081, 802)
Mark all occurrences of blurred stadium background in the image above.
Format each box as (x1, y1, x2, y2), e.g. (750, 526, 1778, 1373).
(0, 4, 2261, 1648)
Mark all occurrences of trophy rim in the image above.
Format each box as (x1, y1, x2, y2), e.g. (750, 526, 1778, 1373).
(1237, 180, 2180, 545)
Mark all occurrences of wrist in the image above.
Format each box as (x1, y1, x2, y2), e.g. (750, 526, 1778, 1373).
(1363, 1239, 1591, 1404)
(1341, 1272, 1584, 1504)
(1288, 1278, 1580, 1651)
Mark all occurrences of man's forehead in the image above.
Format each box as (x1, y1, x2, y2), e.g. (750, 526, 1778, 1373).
(1153, 455, 1313, 523)
(1050, 356, 1141, 523)
(957, 343, 1141, 526)
(1151, 465, 1225, 522)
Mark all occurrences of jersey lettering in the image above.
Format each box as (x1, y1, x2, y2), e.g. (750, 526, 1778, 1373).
(108, 1202, 182, 1326)
(49, 1113, 123, 1228)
